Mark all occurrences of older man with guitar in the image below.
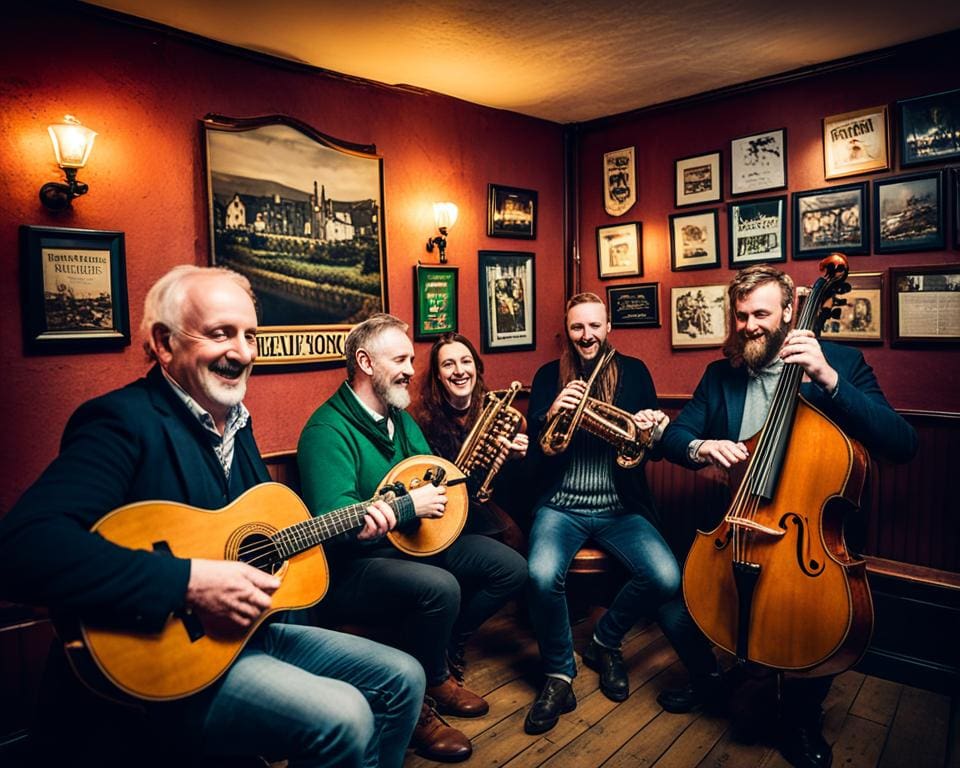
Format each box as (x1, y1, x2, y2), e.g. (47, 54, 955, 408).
(0, 265, 424, 768)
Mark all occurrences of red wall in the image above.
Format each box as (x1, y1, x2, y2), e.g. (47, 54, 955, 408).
(577, 35, 960, 410)
(0, 5, 565, 512)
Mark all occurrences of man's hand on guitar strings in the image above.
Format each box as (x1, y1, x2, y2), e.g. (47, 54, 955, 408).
(358, 499, 398, 541)
(185, 559, 280, 632)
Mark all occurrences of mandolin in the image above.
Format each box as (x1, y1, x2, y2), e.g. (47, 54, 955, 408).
(63, 455, 467, 702)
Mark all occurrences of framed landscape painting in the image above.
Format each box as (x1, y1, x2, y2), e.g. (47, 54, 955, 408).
(898, 88, 960, 166)
(874, 171, 945, 253)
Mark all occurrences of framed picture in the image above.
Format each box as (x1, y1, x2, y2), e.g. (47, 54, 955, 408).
(669, 209, 721, 271)
(670, 284, 729, 348)
(821, 271, 883, 343)
(596, 222, 642, 279)
(728, 195, 787, 267)
(898, 88, 960, 167)
(19, 225, 130, 355)
(823, 106, 890, 179)
(603, 146, 636, 216)
(890, 264, 960, 345)
(675, 151, 722, 207)
(413, 265, 458, 340)
(478, 251, 536, 353)
(955, 168, 960, 249)
(487, 184, 537, 239)
(793, 183, 870, 259)
(607, 282, 660, 328)
(730, 128, 787, 195)
(203, 114, 387, 366)
(874, 171, 945, 253)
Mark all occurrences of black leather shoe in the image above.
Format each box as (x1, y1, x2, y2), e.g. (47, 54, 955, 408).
(656, 671, 724, 714)
(581, 639, 628, 702)
(779, 722, 832, 768)
(524, 677, 577, 735)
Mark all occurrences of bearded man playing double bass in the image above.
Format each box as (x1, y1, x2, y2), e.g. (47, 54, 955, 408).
(660, 264, 918, 768)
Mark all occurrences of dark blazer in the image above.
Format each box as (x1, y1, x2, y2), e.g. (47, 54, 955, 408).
(661, 341, 918, 469)
(527, 353, 662, 525)
(0, 365, 270, 633)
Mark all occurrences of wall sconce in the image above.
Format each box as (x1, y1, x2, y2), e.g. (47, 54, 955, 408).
(425, 202, 458, 263)
(40, 115, 97, 211)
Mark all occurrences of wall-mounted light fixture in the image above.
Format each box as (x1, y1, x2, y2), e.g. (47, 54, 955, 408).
(40, 115, 97, 211)
(425, 202, 458, 263)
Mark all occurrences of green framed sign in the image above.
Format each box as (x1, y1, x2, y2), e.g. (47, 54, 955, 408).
(413, 264, 458, 340)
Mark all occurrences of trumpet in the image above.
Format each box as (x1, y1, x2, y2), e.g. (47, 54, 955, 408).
(539, 348, 654, 469)
(455, 381, 527, 502)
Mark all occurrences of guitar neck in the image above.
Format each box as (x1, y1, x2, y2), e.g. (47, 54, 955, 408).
(272, 495, 398, 558)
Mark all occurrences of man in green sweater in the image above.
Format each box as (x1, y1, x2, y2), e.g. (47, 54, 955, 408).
(298, 313, 526, 763)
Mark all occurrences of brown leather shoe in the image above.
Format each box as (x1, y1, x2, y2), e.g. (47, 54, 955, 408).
(411, 700, 473, 763)
(427, 674, 490, 717)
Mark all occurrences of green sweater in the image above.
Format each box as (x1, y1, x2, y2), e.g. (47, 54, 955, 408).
(297, 381, 431, 535)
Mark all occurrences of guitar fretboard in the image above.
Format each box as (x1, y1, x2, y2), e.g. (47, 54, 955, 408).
(271, 496, 397, 558)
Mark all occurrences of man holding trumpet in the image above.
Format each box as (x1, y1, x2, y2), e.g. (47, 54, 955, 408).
(523, 292, 677, 734)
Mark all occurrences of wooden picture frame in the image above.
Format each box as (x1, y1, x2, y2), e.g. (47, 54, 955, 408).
(596, 221, 642, 279)
(823, 106, 890, 179)
(413, 265, 458, 340)
(607, 282, 660, 328)
(670, 284, 728, 348)
(821, 271, 883, 343)
(675, 151, 722, 207)
(478, 250, 536, 353)
(874, 171, 945, 253)
(19, 225, 130, 355)
(669, 209, 721, 271)
(890, 264, 960, 345)
(898, 88, 960, 167)
(730, 128, 786, 195)
(203, 113, 387, 366)
(487, 184, 537, 239)
(793, 182, 870, 259)
(728, 195, 787, 267)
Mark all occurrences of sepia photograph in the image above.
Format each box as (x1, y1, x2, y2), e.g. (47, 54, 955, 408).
(874, 171, 944, 253)
(675, 151, 722, 207)
(898, 88, 960, 166)
(822, 106, 890, 179)
(793, 182, 869, 259)
(728, 196, 787, 267)
(730, 128, 787, 195)
(596, 221, 642, 278)
(669, 209, 721, 271)
(603, 146, 636, 216)
(478, 250, 536, 352)
(822, 271, 883, 343)
(204, 114, 387, 366)
(487, 184, 537, 239)
(670, 284, 728, 348)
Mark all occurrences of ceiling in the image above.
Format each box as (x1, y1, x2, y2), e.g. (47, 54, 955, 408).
(85, 0, 960, 123)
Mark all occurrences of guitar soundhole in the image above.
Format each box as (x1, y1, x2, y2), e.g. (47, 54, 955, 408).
(236, 533, 283, 574)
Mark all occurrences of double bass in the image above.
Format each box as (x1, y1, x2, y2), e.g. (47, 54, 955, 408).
(682, 254, 872, 677)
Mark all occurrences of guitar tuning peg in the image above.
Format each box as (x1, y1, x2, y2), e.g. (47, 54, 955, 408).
(831, 307, 842, 319)
(833, 297, 847, 307)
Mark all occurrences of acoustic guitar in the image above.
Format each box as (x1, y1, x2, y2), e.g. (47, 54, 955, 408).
(63, 455, 467, 702)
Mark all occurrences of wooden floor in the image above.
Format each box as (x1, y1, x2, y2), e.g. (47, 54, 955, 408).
(405, 606, 959, 768)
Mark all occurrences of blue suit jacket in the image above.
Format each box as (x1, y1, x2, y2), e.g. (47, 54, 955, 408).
(0, 365, 269, 633)
(662, 341, 918, 469)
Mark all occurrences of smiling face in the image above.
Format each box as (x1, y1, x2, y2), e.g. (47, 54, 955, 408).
(566, 300, 610, 365)
(734, 280, 792, 370)
(157, 273, 258, 426)
(435, 341, 477, 409)
(365, 326, 416, 410)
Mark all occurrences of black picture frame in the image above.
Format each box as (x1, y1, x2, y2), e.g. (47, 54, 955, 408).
(792, 182, 870, 260)
(675, 151, 722, 207)
(890, 263, 960, 346)
(898, 88, 960, 167)
(873, 171, 945, 254)
(478, 250, 536, 353)
(19, 225, 130, 355)
(728, 195, 787, 267)
(203, 113, 387, 366)
(669, 209, 721, 271)
(413, 264, 458, 341)
(596, 221, 642, 279)
(487, 184, 537, 239)
(606, 282, 660, 328)
(954, 168, 960, 249)
(730, 128, 787, 196)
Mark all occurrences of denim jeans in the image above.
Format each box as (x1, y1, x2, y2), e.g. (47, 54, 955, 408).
(187, 622, 425, 768)
(526, 505, 681, 678)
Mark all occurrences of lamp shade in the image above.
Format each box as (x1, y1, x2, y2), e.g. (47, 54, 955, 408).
(48, 115, 97, 169)
(433, 202, 458, 230)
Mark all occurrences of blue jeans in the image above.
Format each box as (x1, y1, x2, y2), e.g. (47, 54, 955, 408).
(188, 622, 424, 768)
(526, 505, 680, 678)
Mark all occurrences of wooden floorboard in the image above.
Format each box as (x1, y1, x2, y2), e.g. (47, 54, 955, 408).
(404, 607, 958, 767)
